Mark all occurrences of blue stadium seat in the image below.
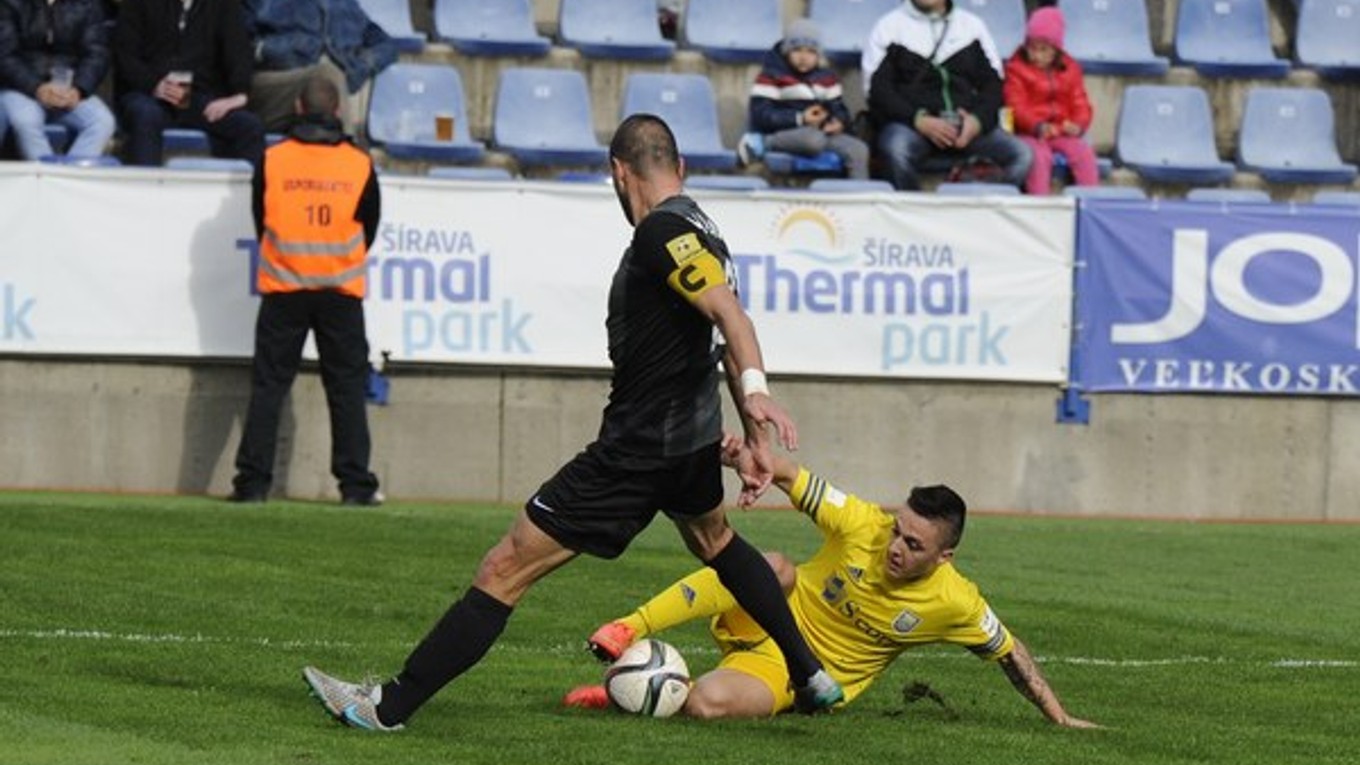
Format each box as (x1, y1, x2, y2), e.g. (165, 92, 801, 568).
(621, 73, 735, 169)
(1237, 87, 1357, 184)
(357, 0, 426, 53)
(165, 157, 253, 173)
(37, 154, 121, 167)
(761, 150, 844, 176)
(43, 124, 72, 153)
(163, 128, 210, 153)
(428, 166, 516, 181)
(808, 178, 895, 193)
(559, 0, 674, 60)
(435, 0, 551, 57)
(367, 63, 486, 163)
(1115, 85, 1235, 185)
(1185, 187, 1272, 203)
(1311, 190, 1360, 206)
(493, 68, 608, 167)
(1173, 0, 1289, 78)
(957, 0, 1026, 59)
(1295, 0, 1360, 80)
(809, 0, 899, 67)
(936, 182, 1021, 196)
(681, 0, 782, 63)
(555, 171, 611, 183)
(1063, 185, 1148, 199)
(1058, 0, 1170, 76)
(685, 175, 770, 191)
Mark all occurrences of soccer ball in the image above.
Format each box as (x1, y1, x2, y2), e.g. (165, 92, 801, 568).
(603, 639, 690, 717)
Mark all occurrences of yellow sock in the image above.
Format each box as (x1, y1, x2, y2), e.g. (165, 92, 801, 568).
(619, 567, 737, 637)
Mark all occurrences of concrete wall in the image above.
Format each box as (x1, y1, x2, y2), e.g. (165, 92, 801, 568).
(2, 358, 1354, 521)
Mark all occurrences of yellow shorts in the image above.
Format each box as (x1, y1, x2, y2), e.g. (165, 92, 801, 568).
(709, 609, 796, 713)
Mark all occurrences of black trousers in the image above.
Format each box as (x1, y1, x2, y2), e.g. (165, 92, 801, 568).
(233, 291, 379, 499)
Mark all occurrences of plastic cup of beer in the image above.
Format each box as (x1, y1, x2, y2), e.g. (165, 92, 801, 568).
(168, 70, 194, 109)
(50, 65, 75, 89)
(434, 112, 455, 142)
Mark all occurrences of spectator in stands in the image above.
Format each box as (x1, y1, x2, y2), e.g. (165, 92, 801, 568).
(113, 0, 264, 167)
(0, 0, 116, 160)
(863, 0, 1031, 191)
(1003, 7, 1096, 195)
(242, 0, 397, 139)
(738, 19, 870, 181)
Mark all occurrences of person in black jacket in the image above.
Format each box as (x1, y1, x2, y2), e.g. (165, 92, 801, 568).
(0, 0, 116, 160)
(112, 0, 264, 166)
(862, 0, 1031, 191)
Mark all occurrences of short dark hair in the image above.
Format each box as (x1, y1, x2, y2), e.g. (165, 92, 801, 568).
(298, 76, 341, 117)
(906, 485, 967, 549)
(609, 113, 680, 179)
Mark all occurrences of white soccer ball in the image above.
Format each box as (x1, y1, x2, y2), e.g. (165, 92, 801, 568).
(603, 639, 690, 718)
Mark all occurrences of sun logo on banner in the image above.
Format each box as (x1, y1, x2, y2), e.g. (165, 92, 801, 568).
(769, 205, 856, 265)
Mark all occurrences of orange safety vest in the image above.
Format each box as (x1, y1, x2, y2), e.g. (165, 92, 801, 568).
(258, 139, 373, 298)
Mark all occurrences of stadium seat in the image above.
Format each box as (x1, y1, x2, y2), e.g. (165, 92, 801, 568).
(681, 0, 782, 63)
(620, 73, 735, 169)
(434, 0, 551, 57)
(555, 171, 611, 183)
(807, 178, 895, 192)
(356, 0, 426, 53)
(493, 68, 608, 167)
(762, 150, 844, 175)
(163, 128, 210, 153)
(957, 0, 1026, 58)
(1173, 0, 1290, 78)
(1185, 187, 1272, 203)
(428, 166, 515, 181)
(1058, 0, 1170, 76)
(685, 175, 770, 191)
(367, 63, 486, 163)
(1295, 0, 1360, 80)
(1114, 85, 1235, 185)
(43, 124, 71, 153)
(37, 154, 121, 167)
(165, 157, 254, 172)
(1063, 185, 1148, 199)
(935, 182, 1021, 196)
(558, 0, 674, 60)
(1311, 190, 1360, 206)
(1237, 87, 1357, 185)
(809, 0, 900, 67)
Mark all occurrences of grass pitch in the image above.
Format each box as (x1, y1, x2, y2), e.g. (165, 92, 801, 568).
(1, 491, 1355, 765)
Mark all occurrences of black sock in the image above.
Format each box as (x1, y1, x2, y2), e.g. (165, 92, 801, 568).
(706, 533, 820, 687)
(377, 586, 512, 726)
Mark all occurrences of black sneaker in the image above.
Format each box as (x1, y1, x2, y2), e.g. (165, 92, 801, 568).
(341, 491, 385, 507)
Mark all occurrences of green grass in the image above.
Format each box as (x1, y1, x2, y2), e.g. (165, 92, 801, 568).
(1, 492, 1355, 765)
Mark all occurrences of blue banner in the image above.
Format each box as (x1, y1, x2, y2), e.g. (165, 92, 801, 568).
(1075, 200, 1360, 395)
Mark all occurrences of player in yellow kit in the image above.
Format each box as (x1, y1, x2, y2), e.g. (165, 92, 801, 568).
(566, 435, 1098, 726)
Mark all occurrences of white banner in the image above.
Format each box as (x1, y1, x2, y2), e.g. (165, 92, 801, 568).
(0, 165, 1074, 382)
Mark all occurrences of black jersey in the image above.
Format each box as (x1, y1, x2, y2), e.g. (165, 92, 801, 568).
(597, 195, 735, 458)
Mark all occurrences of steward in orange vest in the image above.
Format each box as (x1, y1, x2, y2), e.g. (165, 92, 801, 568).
(231, 76, 382, 507)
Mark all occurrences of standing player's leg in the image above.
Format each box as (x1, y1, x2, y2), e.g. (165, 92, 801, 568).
(304, 511, 577, 730)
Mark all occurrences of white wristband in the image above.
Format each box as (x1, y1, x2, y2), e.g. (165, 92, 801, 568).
(740, 368, 770, 397)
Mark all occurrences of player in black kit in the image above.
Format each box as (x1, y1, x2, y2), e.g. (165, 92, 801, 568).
(301, 114, 844, 732)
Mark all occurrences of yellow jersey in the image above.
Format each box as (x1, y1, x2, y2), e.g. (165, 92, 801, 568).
(785, 468, 1014, 703)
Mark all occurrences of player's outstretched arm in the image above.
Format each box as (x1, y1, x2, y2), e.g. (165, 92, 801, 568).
(997, 638, 1100, 728)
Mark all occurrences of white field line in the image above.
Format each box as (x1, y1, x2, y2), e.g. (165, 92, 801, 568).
(0, 627, 1354, 669)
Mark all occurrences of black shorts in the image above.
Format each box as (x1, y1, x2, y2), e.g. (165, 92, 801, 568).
(525, 440, 724, 559)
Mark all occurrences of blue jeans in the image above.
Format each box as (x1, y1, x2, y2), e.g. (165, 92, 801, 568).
(0, 90, 116, 160)
(877, 121, 1033, 191)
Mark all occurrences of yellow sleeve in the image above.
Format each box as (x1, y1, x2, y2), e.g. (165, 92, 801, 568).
(945, 581, 1015, 661)
(787, 468, 877, 536)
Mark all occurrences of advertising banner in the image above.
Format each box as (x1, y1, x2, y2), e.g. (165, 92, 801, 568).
(0, 166, 1074, 382)
(1075, 199, 1360, 395)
